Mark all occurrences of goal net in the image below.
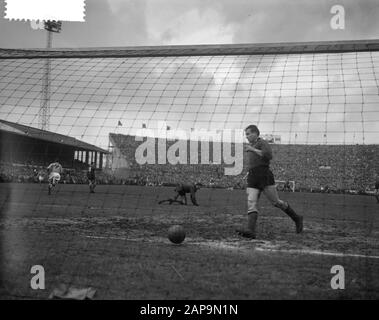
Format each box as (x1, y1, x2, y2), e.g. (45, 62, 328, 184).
(1, 42, 379, 299)
(275, 180, 296, 192)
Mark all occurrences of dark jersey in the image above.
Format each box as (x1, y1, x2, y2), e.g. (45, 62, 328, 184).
(375, 180, 379, 190)
(246, 137, 273, 170)
(175, 183, 198, 195)
(175, 183, 199, 206)
(87, 166, 96, 180)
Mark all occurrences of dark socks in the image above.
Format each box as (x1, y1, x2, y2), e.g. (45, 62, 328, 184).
(236, 211, 258, 239)
(283, 203, 303, 233)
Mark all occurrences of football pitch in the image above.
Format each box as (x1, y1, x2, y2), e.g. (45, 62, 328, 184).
(1, 183, 378, 299)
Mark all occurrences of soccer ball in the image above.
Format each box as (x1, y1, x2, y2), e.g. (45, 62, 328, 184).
(168, 225, 186, 244)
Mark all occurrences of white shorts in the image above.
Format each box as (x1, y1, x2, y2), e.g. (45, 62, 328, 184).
(49, 172, 61, 184)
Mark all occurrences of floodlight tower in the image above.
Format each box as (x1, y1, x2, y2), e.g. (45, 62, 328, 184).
(39, 20, 62, 131)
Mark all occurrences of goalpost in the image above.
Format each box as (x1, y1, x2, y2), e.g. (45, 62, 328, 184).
(275, 180, 296, 192)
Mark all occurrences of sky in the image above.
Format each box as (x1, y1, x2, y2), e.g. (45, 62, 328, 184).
(0, 0, 379, 48)
(0, 0, 379, 148)
(1, 51, 378, 147)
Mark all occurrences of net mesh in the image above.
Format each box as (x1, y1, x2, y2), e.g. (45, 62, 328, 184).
(1, 52, 379, 147)
(1, 47, 379, 299)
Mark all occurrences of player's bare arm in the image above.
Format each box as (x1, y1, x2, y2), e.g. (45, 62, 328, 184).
(245, 145, 263, 156)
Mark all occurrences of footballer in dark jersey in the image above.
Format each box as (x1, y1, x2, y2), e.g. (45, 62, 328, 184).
(236, 125, 303, 239)
(159, 182, 201, 206)
(87, 162, 96, 193)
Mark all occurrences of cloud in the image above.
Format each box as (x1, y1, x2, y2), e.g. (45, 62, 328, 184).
(144, 0, 379, 45)
(1, 0, 379, 48)
(146, 5, 234, 45)
(55, 0, 149, 48)
(220, 0, 379, 43)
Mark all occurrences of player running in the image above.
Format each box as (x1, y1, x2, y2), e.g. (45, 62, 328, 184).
(47, 159, 63, 195)
(37, 168, 45, 184)
(236, 125, 303, 239)
(159, 182, 201, 206)
(87, 162, 96, 193)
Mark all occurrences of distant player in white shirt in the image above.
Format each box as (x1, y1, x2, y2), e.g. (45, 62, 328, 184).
(37, 168, 45, 184)
(47, 159, 63, 195)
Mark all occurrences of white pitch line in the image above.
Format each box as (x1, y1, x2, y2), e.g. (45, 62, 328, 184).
(255, 247, 379, 260)
(85, 235, 379, 260)
(7, 202, 151, 211)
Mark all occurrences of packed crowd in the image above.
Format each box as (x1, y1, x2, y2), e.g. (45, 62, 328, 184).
(269, 144, 379, 192)
(0, 161, 157, 186)
(109, 134, 379, 193)
(1, 139, 378, 194)
(0, 162, 40, 183)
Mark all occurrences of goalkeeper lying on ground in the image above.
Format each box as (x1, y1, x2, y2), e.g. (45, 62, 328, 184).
(159, 182, 202, 206)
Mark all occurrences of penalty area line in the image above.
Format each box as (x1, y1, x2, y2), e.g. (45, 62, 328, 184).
(84, 235, 379, 260)
(255, 247, 379, 260)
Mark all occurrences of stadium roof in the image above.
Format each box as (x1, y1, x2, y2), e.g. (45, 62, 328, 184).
(1, 39, 379, 59)
(0, 119, 108, 153)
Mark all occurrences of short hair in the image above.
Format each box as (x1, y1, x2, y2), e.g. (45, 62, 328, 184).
(245, 125, 260, 136)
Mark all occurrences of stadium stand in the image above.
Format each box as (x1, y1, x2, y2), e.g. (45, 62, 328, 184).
(1, 41, 379, 192)
(0, 119, 109, 183)
(108, 133, 379, 193)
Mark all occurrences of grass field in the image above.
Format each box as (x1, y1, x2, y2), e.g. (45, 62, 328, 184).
(1, 183, 379, 299)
